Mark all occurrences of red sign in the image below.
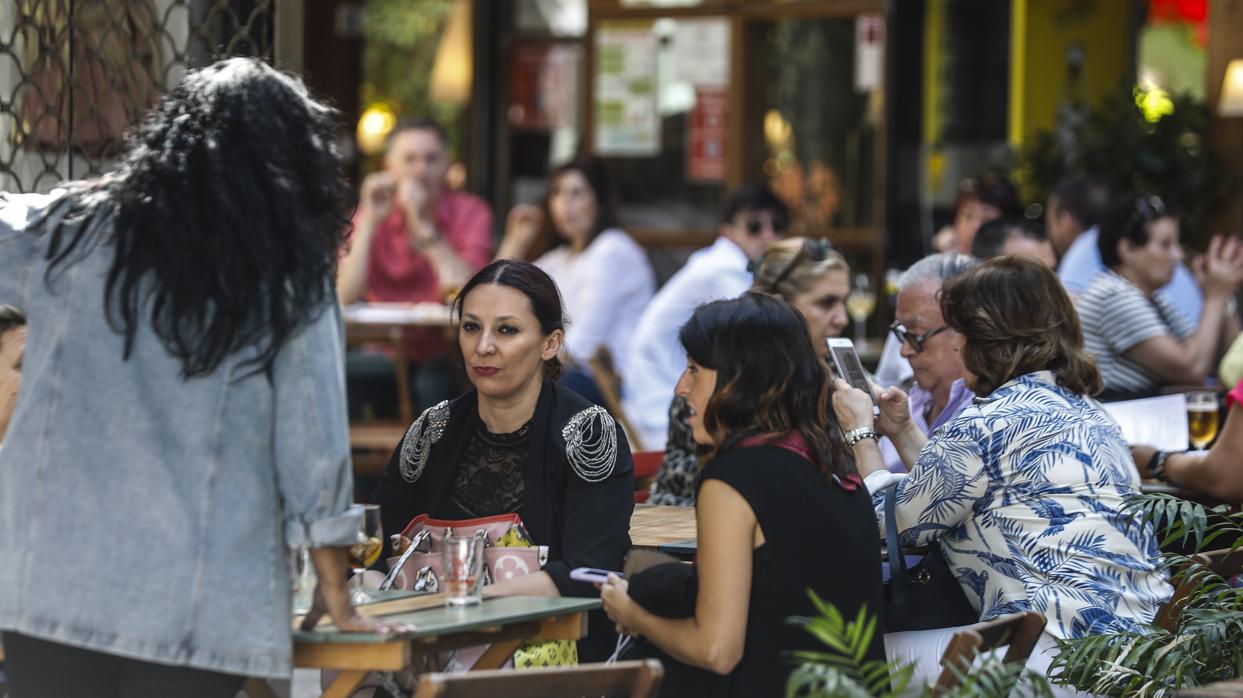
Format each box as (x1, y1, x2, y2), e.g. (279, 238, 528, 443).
(687, 87, 728, 182)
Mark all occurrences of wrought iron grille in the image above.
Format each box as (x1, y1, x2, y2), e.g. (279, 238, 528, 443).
(0, 0, 275, 193)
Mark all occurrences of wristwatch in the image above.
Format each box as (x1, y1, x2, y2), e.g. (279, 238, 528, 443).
(844, 426, 879, 448)
(1146, 449, 1171, 482)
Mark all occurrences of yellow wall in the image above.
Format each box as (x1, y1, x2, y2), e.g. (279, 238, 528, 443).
(1011, 0, 1133, 146)
(923, 0, 945, 145)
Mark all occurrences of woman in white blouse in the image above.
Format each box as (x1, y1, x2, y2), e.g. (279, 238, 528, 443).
(501, 157, 654, 403)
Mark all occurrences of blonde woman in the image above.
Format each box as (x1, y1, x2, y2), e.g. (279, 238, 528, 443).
(648, 238, 850, 506)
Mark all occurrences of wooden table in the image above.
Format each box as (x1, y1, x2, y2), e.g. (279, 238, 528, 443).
(343, 302, 454, 330)
(629, 504, 696, 551)
(265, 594, 599, 698)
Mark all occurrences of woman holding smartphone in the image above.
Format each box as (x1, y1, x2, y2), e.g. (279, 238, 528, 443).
(600, 293, 883, 697)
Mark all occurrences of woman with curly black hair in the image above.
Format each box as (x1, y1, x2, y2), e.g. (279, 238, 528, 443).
(0, 58, 399, 696)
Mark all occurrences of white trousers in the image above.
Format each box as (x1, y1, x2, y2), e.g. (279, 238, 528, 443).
(883, 628, 1092, 697)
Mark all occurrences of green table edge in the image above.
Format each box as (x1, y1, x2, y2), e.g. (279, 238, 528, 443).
(296, 595, 602, 644)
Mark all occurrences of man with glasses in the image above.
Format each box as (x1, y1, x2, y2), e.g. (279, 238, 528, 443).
(625, 184, 789, 450)
(877, 253, 980, 473)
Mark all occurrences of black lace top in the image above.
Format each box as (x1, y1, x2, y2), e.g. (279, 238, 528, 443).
(444, 419, 531, 518)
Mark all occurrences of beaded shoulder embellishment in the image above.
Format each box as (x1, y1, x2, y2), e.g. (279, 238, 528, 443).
(561, 406, 618, 482)
(399, 400, 450, 483)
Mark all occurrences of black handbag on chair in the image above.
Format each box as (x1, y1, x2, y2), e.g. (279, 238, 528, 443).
(882, 483, 980, 632)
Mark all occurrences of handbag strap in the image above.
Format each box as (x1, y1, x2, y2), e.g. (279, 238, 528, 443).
(883, 482, 909, 589)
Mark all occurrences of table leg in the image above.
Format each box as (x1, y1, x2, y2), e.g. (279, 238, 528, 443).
(321, 670, 369, 698)
(471, 639, 523, 670)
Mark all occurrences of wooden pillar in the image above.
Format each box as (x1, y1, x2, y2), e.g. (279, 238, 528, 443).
(1208, 0, 1243, 234)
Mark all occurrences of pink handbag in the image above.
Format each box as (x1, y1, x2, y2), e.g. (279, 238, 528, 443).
(382, 513, 548, 593)
(324, 512, 555, 694)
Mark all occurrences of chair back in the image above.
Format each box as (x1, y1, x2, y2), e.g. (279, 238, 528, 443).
(1155, 548, 1243, 632)
(632, 450, 663, 503)
(344, 323, 415, 478)
(932, 611, 1046, 695)
(412, 659, 664, 698)
(588, 346, 647, 452)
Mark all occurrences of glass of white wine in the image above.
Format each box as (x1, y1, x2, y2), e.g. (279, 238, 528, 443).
(348, 504, 384, 605)
(845, 273, 877, 340)
(1186, 391, 1219, 450)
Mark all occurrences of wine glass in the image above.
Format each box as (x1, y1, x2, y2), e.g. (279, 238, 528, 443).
(348, 504, 384, 605)
(845, 273, 877, 340)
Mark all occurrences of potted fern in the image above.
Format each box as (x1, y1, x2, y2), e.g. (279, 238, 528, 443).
(785, 591, 1053, 697)
(1048, 493, 1243, 697)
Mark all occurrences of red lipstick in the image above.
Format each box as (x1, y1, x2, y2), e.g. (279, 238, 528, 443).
(472, 366, 499, 377)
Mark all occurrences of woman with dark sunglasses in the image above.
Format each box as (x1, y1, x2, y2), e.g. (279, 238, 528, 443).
(1078, 193, 1243, 399)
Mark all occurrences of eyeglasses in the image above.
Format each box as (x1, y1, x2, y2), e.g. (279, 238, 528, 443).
(765, 237, 841, 292)
(739, 214, 790, 237)
(889, 321, 951, 354)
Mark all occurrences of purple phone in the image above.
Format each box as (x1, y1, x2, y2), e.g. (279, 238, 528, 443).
(571, 567, 622, 584)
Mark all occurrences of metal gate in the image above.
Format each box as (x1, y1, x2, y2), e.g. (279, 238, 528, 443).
(1, 0, 275, 193)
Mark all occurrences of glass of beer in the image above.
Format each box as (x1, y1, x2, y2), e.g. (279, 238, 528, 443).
(1187, 391, 1219, 450)
(348, 504, 384, 604)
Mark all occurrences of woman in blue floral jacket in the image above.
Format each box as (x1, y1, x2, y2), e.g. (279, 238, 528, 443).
(834, 255, 1171, 689)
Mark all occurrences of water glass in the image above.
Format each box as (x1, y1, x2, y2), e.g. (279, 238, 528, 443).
(442, 534, 484, 606)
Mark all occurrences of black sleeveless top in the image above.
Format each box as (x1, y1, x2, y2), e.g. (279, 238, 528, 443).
(685, 444, 886, 697)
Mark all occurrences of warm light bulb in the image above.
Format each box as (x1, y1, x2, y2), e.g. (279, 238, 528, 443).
(1219, 60, 1243, 117)
(357, 105, 396, 155)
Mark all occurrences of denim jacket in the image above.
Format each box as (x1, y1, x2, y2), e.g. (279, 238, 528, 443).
(0, 192, 360, 678)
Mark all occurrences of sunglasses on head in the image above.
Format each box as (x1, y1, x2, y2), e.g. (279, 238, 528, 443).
(889, 321, 951, 354)
(1130, 195, 1166, 229)
(766, 237, 841, 292)
(739, 214, 790, 237)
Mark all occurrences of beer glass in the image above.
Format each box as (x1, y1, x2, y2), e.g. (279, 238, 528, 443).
(1186, 391, 1219, 450)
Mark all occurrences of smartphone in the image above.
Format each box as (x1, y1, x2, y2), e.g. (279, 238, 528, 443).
(570, 567, 623, 584)
(826, 338, 879, 416)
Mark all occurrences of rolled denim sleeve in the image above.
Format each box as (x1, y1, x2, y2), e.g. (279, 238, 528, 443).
(272, 298, 361, 548)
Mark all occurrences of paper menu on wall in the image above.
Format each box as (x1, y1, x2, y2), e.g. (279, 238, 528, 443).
(1101, 393, 1189, 451)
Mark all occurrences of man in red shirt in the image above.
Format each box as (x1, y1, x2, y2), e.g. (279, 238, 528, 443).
(338, 119, 494, 412)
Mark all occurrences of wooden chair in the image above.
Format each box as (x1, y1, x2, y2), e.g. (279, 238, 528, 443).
(632, 450, 663, 503)
(1155, 548, 1243, 632)
(1177, 677, 1243, 696)
(346, 323, 416, 478)
(588, 346, 647, 453)
(412, 659, 664, 698)
(931, 611, 1047, 695)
